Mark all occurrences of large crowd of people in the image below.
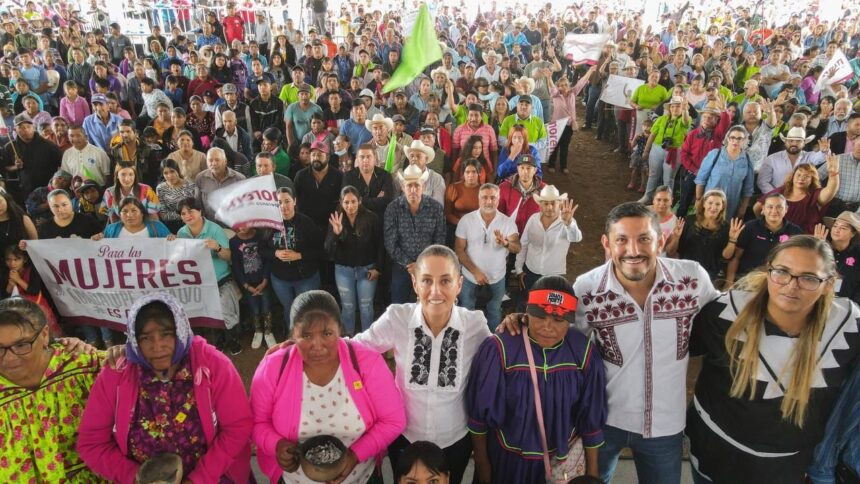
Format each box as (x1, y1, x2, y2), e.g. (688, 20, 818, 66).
(0, 0, 859, 483)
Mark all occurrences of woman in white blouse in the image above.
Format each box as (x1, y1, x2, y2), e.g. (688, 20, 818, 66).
(354, 244, 491, 484)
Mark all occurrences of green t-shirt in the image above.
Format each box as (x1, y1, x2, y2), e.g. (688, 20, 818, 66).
(284, 102, 323, 141)
(453, 105, 489, 127)
(631, 84, 671, 110)
(651, 114, 691, 148)
(178, 219, 231, 281)
(278, 83, 316, 105)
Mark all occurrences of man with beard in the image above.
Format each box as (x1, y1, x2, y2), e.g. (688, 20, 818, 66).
(826, 98, 853, 138)
(342, 144, 394, 219)
(293, 140, 343, 233)
(501, 202, 719, 484)
(111, 120, 162, 187)
(758, 127, 827, 193)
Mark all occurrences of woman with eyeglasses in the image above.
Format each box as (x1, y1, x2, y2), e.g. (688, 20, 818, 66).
(686, 235, 860, 483)
(694, 125, 756, 221)
(815, 211, 860, 306)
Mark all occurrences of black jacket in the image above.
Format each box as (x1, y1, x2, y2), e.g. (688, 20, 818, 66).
(270, 212, 323, 281)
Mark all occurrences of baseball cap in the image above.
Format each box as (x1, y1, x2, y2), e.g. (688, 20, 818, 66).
(517, 153, 537, 166)
(52, 169, 73, 180)
(13, 113, 33, 126)
(310, 140, 329, 154)
(222, 83, 238, 94)
(91, 94, 108, 104)
(297, 84, 311, 93)
(359, 88, 375, 98)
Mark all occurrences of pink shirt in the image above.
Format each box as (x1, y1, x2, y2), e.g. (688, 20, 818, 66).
(59, 95, 91, 127)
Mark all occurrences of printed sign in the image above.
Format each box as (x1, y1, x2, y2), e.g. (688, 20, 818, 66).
(600, 75, 646, 109)
(206, 174, 284, 231)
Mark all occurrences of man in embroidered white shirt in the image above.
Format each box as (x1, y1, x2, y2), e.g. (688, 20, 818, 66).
(514, 184, 581, 299)
(502, 202, 719, 484)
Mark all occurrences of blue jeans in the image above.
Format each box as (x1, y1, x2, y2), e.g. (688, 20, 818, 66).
(540, 97, 552, 124)
(642, 145, 680, 202)
(585, 84, 601, 127)
(334, 264, 378, 335)
(242, 286, 273, 315)
(598, 425, 684, 484)
(270, 272, 321, 332)
(81, 325, 113, 345)
(390, 264, 416, 304)
(458, 278, 506, 330)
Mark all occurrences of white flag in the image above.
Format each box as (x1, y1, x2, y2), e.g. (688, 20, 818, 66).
(816, 49, 854, 91)
(206, 175, 284, 231)
(541, 117, 570, 162)
(600, 75, 645, 109)
(563, 33, 610, 65)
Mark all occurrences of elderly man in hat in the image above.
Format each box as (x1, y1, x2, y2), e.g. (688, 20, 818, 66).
(476, 50, 502, 83)
(366, 113, 406, 171)
(284, 84, 323, 150)
(677, 99, 732, 215)
(515, 184, 581, 297)
(3, 113, 62, 202)
(758, 127, 827, 193)
(455, 182, 520, 329)
(394, 140, 446, 205)
(214, 83, 252, 133)
(499, 95, 548, 160)
(383, 163, 446, 303)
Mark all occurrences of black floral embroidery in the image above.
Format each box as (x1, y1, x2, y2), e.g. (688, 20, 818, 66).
(437, 327, 460, 388)
(410, 327, 432, 385)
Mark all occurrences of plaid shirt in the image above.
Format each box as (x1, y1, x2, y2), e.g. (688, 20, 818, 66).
(452, 122, 498, 162)
(821, 154, 860, 203)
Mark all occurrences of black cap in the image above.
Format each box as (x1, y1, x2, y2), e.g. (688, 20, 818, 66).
(517, 96, 532, 104)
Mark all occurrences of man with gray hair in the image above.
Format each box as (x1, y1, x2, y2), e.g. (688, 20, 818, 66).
(455, 182, 520, 329)
(739, 100, 777, 172)
(195, 147, 246, 220)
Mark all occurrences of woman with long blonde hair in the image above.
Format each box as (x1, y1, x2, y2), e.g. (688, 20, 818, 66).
(686, 235, 860, 483)
(666, 189, 734, 280)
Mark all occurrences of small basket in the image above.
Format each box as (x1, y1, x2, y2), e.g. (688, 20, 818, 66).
(297, 435, 348, 482)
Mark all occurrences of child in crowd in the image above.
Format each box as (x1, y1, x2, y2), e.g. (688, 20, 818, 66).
(229, 226, 275, 349)
(627, 118, 652, 193)
(164, 75, 183, 106)
(1, 245, 62, 336)
(59, 80, 90, 127)
(106, 92, 131, 119)
(74, 179, 107, 223)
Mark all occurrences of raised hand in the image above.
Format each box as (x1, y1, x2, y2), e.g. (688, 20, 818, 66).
(825, 153, 839, 176)
(329, 211, 343, 235)
(560, 199, 579, 225)
(729, 217, 744, 240)
(819, 137, 832, 154)
(813, 223, 829, 241)
(673, 216, 685, 237)
(493, 229, 507, 246)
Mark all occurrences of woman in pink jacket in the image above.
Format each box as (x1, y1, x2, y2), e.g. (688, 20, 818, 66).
(251, 290, 406, 483)
(76, 293, 253, 483)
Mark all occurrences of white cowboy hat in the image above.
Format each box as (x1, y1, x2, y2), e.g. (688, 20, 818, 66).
(482, 50, 502, 64)
(779, 126, 815, 144)
(364, 113, 394, 132)
(623, 59, 638, 70)
(517, 76, 536, 94)
(513, 16, 528, 27)
(403, 139, 436, 160)
(668, 96, 685, 105)
(430, 66, 449, 80)
(533, 185, 569, 203)
(397, 162, 431, 184)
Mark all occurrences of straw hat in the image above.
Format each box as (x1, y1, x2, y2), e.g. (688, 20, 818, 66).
(364, 113, 394, 132)
(403, 139, 435, 160)
(430, 66, 449, 80)
(533, 185, 568, 203)
(779, 126, 815, 144)
(517, 76, 536, 94)
(398, 163, 430, 184)
(823, 211, 860, 235)
(482, 50, 502, 64)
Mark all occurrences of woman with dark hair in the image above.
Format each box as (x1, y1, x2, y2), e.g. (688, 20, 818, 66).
(0, 298, 102, 482)
(165, 129, 207, 180)
(186, 95, 215, 144)
(686, 236, 860, 483)
(78, 293, 254, 483)
(93, 197, 171, 239)
(250, 290, 406, 483)
(0, 189, 37, 251)
(156, 159, 198, 233)
(467, 275, 606, 483)
(451, 135, 494, 184)
(268, 52, 289, 93)
(103, 161, 161, 224)
(815, 211, 860, 305)
(444, 159, 482, 245)
(394, 441, 450, 483)
(269, 187, 323, 332)
(209, 53, 232, 84)
(325, 186, 383, 335)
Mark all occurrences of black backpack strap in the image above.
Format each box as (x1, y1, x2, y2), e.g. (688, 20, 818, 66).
(277, 342, 296, 382)
(346, 340, 361, 376)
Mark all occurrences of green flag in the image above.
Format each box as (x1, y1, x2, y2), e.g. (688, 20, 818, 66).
(384, 134, 398, 173)
(382, 4, 442, 94)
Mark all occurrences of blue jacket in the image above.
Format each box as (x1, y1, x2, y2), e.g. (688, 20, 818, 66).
(809, 363, 860, 483)
(103, 220, 172, 238)
(496, 145, 542, 180)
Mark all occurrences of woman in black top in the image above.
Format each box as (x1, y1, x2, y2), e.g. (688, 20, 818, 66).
(666, 189, 732, 282)
(816, 211, 860, 306)
(0, 190, 37, 252)
(687, 236, 860, 483)
(269, 187, 322, 332)
(325, 186, 383, 335)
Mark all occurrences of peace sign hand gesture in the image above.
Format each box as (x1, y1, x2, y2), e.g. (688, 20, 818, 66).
(728, 217, 744, 240)
(329, 211, 344, 235)
(493, 229, 508, 247)
(560, 199, 579, 226)
(672, 216, 685, 237)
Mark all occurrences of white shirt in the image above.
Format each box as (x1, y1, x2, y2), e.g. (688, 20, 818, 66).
(757, 150, 826, 193)
(61, 143, 111, 187)
(354, 303, 491, 447)
(514, 213, 582, 276)
(222, 128, 240, 153)
(572, 258, 719, 438)
(119, 226, 150, 238)
(455, 210, 518, 284)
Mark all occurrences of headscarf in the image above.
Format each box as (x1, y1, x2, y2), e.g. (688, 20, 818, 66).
(125, 292, 194, 370)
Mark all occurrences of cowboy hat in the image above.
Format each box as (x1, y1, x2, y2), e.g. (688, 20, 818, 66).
(623, 59, 638, 70)
(430, 66, 449, 80)
(701, 101, 722, 115)
(513, 16, 528, 27)
(517, 76, 536, 94)
(482, 50, 502, 63)
(778, 126, 815, 144)
(397, 162, 431, 184)
(823, 211, 860, 235)
(533, 185, 568, 203)
(403, 140, 436, 160)
(668, 96, 685, 105)
(364, 113, 394, 132)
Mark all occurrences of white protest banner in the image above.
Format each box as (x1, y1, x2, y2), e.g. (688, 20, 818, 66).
(816, 49, 855, 91)
(563, 33, 611, 65)
(600, 74, 645, 109)
(541, 117, 570, 162)
(206, 174, 284, 231)
(27, 239, 223, 330)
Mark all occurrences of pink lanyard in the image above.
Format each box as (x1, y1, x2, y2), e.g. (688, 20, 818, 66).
(523, 329, 555, 480)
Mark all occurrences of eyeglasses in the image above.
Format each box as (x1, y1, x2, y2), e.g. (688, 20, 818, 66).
(727, 135, 746, 141)
(0, 326, 44, 359)
(767, 267, 830, 291)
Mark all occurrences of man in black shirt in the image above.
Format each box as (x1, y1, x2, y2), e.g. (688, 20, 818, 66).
(36, 189, 102, 239)
(248, 78, 284, 150)
(294, 140, 343, 233)
(342, 143, 393, 219)
(3, 114, 62, 203)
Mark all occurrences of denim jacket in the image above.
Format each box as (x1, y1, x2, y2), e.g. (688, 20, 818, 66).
(809, 363, 860, 483)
